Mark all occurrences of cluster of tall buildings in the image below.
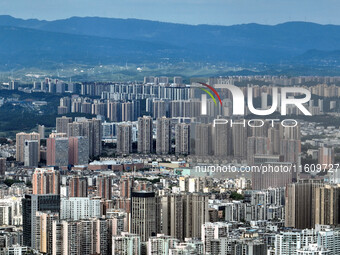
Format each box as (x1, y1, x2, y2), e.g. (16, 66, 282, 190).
(4, 76, 340, 254)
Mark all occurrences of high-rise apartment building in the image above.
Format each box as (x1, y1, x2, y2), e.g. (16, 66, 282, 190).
(22, 194, 60, 248)
(112, 232, 140, 255)
(32, 168, 60, 195)
(56, 116, 72, 134)
(68, 136, 89, 165)
(156, 117, 171, 155)
(107, 101, 122, 122)
(213, 121, 232, 157)
(122, 102, 133, 122)
(67, 118, 102, 157)
(183, 193, 209, 239)
(195, 123, 212, 156)
(35, 211, 59, 254)
(153, 100, 167, 119)
(232, 124, 248, 159)
(38, 125, 45, 139)
(60, 197, 101, 221)
(318, 147, 334, 166)
(175, 123, 190, 155)
(46, 137, 69, 166)
(285, 180, 324, 229)
(96, 176, 113, 200)
(137, 116, 153, 154)
(161, 194, 184, 241)
(130, 191, 159, 242)
(24, 140, 39, 167)
(117, 124, 132, 155)
(16, 132, 40, 162)
(148, 234, 179, 254)
(314, 184, 340, 226)
(69, 176, 88, 197)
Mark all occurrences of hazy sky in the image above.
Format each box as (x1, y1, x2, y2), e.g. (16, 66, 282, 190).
(0, 0, 339, 25)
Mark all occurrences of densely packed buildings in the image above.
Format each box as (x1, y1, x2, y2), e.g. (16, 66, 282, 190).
(0, 76, 340, 254)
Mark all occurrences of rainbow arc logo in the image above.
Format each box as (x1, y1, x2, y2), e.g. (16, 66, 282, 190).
(197, 82, 222, 115)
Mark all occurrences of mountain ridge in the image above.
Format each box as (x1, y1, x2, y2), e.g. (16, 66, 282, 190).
(0, 15, 340, 70)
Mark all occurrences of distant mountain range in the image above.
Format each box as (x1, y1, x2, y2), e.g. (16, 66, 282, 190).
(0, 15, 340, 69)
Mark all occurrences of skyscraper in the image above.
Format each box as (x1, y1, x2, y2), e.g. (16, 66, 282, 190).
(33, 168, 60, 195)
(46, 137, 69, 167)
(69, 176, 88, 197)
(153, 100, 167, 119)
(232, 124, 248, 159)
(68, 118, 102, 157)
(56, 116, 72, 134)
(195, 123, 212, 156)
(161, 194, 184, 241)
(213, 121, 232, 157)
(38, 125, 45, 139)
(314, 184, 340, 226)
(137, 116, 153, 154)
(96, 176, 113, 200)
(35, 211, 59, 254)
(24, 140, 39, 167)
(183, 193, 209, 239)
(130, 191, 159, 242)
(107, 101, 122, 122)
(22, 194, 60, 248)
(122, 102, 133, 122)
(68, 136, 89, 165)
(117, 124, 132, 155)
(175, 123, 190, 155)
(16, 132, 40, 162)
(285, 180, 324, 229)
(156, 117, 171, 155)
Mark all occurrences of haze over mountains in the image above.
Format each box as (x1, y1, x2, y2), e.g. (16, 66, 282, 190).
(0, 15, 340, 70)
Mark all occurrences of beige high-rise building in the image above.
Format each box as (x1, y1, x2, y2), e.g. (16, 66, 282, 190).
(318, 147, 334, 166)
(285, 180, 324, 229)
(122, 102, 133, 122)
(38, 125, 45, 139)
(183, 193, 209, 239)
(175, 123, 190, 155)
(156, 117, 171, 155)
(137, 116, 153, 154)
(314, 184, 340, 226)
(32, 168, 60, 195)
(161, 194, 184, 241)
(35, 211, 59, 254)
(16, 132, 40, 162)
(117, 124, 132, 155)
(56, 116, 72, 134)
